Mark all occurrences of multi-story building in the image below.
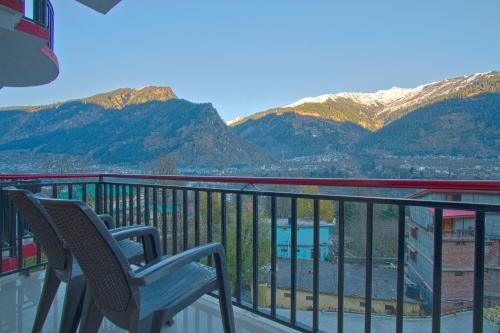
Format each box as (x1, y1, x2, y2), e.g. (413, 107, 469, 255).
(276, 218, 334, 261)
(406, 190, 500, 313)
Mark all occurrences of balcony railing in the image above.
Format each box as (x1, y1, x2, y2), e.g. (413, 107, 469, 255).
(32, 0, 54, 49)
(1, 174, 499, 333)
(443, 230, 476, 240)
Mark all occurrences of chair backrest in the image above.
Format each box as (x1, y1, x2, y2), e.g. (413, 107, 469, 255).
(4, 187, 68, 271)
(38, 197, 133, 313)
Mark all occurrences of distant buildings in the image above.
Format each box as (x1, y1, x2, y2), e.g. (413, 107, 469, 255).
(275, 218, 334, 261)
(258, 259, 421, 315)
(406, 190, 500, 313)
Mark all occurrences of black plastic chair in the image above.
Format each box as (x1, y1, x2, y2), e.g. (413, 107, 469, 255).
(4, 187, 160, 333)
(39, 197, 236, 333)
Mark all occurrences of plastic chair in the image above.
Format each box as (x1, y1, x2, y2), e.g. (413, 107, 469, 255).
(4, 187, 160, 333)
(39, 197, 236, 333)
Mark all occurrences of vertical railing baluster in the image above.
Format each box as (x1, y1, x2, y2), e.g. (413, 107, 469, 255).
(68, 184, 73, 199)
(52, 185, 57, 198)
(221, 192, 227, 250)
(338, 200, 345, 333)
(183, 190, 188, 250)
(195, 191, 200, 247)
(129, 185, 134, 225)
(396, 205, 405, 333)
(122, 184, 127, 226)
(291, 197, 297, 323)
(473, 211, 485, 333)
(153, 187, 158, 229)
(103, 183, 108, 213)
(9, 200, 16, 258)
(432, 208, 443, 333)
(312, 199, 320, 333)
(270, 196, 277, 318)
(365, 202, 373, 333)
(16, 211, 23, 270)
(82, 183, 87, 202)
(115, 184, 120, 227)
(252, 195, 259, 311)
(0, 191, 4, 274)
(172, 189, 178, 254)
(207, 191, 212, 266)
(162, 188, 168, 254)
(36, 235, 41, 265)
(109, 185, 113, 218)
(236, 193, 242, 303)
(136, 186, 141, 224)
(144, 187, 150, 226)
(95, 181, 102, 213)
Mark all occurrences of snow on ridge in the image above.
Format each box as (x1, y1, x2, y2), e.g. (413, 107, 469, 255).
(284, 86, 424, 108)
(226, 117, 244, 126)
(283, 72, 492, 110)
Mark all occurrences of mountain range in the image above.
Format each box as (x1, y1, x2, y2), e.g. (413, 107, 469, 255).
(0, 87, 272, 168)
(231, 71, 500, 159)
(0, 71, 498, 170)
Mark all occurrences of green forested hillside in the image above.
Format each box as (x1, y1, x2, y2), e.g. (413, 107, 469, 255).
(233, 112, 369, 157)
(358, 93, 500, 157)
(0, 97, 273, 167)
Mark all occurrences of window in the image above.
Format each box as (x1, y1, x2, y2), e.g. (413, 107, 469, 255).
(454, 271, 464, 277)
(411, 227, 418, 240)
(306, 296, 314, 301)
(360, 302, 365, 307)
(284, 293, 291, 298)
(410, 249, 417, 262)
(280, 248, 287, 252)
(385, 305, 395, 314)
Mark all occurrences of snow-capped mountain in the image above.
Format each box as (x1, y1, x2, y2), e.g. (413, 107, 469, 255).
(225, 117, 244, 126)
(284, 71, 498, 118)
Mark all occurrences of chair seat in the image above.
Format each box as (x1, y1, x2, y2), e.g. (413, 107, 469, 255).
(118, 239, 144, 264)
(139, 259, 217, 320)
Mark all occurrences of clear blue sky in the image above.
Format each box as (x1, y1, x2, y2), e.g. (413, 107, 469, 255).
(1, 0, 499, 120)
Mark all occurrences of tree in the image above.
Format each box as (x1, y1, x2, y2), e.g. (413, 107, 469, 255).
(151, 153, 178, 175)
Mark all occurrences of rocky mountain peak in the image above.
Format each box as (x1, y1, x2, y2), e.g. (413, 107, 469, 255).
(82, 86, 177, 109)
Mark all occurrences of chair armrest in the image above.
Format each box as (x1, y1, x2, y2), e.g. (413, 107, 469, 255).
(131, 242, 225, 286)
(97, 214, 114, 229)
(112, 225, 161, 261)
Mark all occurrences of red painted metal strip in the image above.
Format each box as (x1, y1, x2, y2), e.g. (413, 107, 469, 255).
(1, 173, 499, 191)
(0, 0, 24, 13)
(15, 19, 49, 40)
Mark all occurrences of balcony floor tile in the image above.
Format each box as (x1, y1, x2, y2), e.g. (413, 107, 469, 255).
(0, 270, 297, 333)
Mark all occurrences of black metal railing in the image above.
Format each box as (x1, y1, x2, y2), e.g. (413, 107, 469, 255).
(1, 175, 499, 333)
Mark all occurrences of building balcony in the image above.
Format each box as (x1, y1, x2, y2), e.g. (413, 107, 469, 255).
(75, 0, 121, 14)
(0, 0, 58, 88)
(0, 0, 24, 30)
(1, 174, 500, 333)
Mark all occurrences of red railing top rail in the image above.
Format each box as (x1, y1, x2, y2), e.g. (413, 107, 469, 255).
(1, 173, 500, 191)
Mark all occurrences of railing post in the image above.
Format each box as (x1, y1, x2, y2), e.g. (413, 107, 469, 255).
(337, 200, 345, 333)
(396, 205, 405, 333)
(473, 211, 485, 333)
(96, 175, 103, 214)
(0, 189, 5, 274)
(365, 202, 373, 333)
(312, 199, 320, 333)
(432, 208, 443, 333)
